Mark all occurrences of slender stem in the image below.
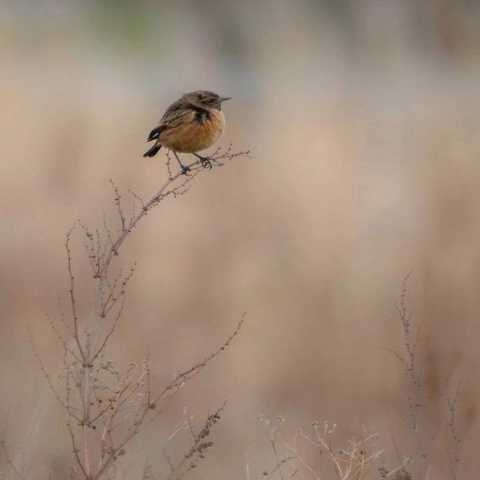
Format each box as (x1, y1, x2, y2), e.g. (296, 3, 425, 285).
(101, 159, 203, 276)
(66, 230, 86, 363)
(82, 336, 92, 479)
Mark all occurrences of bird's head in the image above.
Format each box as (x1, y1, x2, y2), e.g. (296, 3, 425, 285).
(185, 90, 231, 110)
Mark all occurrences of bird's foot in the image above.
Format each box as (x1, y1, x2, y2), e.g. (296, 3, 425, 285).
(199, 156, 213, 169)
(173, 152, 191, 175)
(180, 164, 191, 175)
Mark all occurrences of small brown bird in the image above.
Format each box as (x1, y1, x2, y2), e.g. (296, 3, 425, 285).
(144, 90, 231, 173)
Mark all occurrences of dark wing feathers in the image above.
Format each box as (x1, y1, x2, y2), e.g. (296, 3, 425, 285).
(148, 109, 194, 138)
(161, 97, 186, 120)
(147, 126, 164, 141)
(146, 96, 208, 143)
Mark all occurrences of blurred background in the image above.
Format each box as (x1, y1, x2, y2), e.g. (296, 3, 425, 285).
(1, 0, 480, 478)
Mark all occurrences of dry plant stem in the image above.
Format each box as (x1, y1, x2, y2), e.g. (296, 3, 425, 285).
(28, 325, 81, 421)
(269, 429, 286, 480)
(259, 419, 382, 480)
(393, 272, 421, 432)
(446, 383, 462, 480)
(100, 146, 249, 277)
(163, 403, 226, 480)
(256, 416, 297, 480)
(155, 315, 245, 404)
(284, 433, 319, 480)
(392, 274, 441, 480)
(86, 318, 244, 480)
(66, 228, 86, 364)
(43, 146, 249, 480)
(82, 335, 92, 478)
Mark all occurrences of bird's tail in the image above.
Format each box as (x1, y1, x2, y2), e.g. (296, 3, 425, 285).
(143, 143, 162, 157)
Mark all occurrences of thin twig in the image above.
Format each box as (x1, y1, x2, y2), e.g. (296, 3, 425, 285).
(65, 227, 86, 363)
(157, 315, 246, 402)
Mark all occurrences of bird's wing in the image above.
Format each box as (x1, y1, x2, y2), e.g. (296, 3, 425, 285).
(157, 109, 196, 137)
(147, 103, 191, 141)
(147, 125, 163, 141)
(147, 97, 205, 142)
(161, 96, 209, 123)
(160, 97, 187, 121)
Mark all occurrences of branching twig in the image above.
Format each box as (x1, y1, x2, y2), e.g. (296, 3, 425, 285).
(101, 146, 249, 276)
(164, 403, 226, 480)
(446, 382, 463, 480)
(157, 315, 246, 403)
(65, 227, 86, 364)
(31, 145, 248, 480)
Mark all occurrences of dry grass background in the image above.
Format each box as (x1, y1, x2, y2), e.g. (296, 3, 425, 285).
(1, 1, 480, 478)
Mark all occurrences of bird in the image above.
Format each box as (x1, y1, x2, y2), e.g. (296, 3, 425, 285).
(144, 90, 231, 173)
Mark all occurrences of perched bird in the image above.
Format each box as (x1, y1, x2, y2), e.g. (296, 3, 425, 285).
(144, 90, 231, 173)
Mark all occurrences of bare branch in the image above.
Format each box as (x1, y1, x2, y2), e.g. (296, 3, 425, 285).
(27, 324, 81, 422)
(100, 146, 249, 275)
(36, 146, 248, 480)
(164, 403, 226, 480)
(66, 417, 89, 480)
(91, 298, 125, 364)
(156, 315, 246, 403)
(65, 226, 86, 363)
(109, 179, 126, 233)
(446, 382, 463, 480)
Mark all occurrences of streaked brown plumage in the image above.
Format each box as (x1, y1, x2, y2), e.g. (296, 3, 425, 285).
(144, 90, 230, 172)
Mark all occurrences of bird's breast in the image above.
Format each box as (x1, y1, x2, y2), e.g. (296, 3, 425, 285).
(161, 109, 225, 153)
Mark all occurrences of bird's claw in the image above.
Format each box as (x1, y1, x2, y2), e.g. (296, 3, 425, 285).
(199, 157, 213, 169)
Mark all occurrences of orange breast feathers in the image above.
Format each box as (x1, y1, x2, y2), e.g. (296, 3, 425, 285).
(158, 109, 225, 153)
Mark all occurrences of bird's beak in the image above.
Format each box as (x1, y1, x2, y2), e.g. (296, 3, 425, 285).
(220, 96, 232, 102)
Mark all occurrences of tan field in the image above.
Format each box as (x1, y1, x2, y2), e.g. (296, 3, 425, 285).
(1, 2, 480, 479)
